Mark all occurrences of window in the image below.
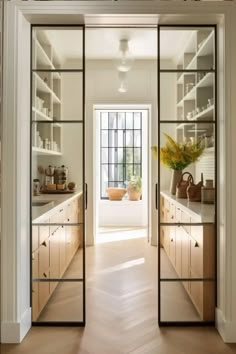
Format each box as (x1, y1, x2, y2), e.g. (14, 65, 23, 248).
(100, 111, 142, 199)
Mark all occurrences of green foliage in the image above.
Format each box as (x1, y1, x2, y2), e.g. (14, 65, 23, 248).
(128, 175, 142, 192)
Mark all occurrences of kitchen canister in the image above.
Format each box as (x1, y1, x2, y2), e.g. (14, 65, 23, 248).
(201, 179, 215, 204)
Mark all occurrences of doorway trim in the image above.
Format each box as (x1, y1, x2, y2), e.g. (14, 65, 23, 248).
(93, 104, 151, 243)
(1, 0, 235, 343)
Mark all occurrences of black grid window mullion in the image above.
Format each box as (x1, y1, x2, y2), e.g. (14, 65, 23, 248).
(100, 110, 142, 199)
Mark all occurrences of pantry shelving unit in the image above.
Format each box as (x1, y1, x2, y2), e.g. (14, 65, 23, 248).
(175, 29, 215, 148)
(32, 30, 62, 156)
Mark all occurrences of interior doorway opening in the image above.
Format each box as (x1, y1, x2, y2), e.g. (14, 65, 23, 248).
(94, 106, 149, 244)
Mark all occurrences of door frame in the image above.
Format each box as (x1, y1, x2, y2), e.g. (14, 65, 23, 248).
(1, 0, 234, 343)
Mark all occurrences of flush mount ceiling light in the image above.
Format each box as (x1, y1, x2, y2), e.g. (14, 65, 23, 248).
(115, 38, 134, 73)
(118, 71, 128, 93)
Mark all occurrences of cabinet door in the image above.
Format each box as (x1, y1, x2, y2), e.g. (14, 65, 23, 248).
(38, 240, 50, 312)
(169, 226, 176, 266)
(189, 235, 203, 316)
(175, 225, 182, 276)
(38, 270, 50, 313)
(32, 226, 39, 252)
(59, 225, 66, 276)
(49, 227, 60, 293)
(32, 251, 39, 321)
(39, 221, 50, 245)
(181, 228, 190, 292)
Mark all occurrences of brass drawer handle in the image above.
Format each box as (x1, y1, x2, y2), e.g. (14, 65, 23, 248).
(42, 241, 47, 247)
(43, 272, 47, 278)
(194, 242, 199, 248)
(59, 209, 63, 213)
(171, 238, 174, 242)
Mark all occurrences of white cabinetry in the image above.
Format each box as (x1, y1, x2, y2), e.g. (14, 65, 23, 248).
(32, 31, 62, 156)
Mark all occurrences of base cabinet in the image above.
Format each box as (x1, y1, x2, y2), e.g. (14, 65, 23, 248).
(160, 194, 215, 321)
(32, 194, 83, 321)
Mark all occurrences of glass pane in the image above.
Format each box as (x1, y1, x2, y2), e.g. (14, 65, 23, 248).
(118, 130, 124, 147)
(33, 281, 84, 322)
(118, 112, 125, 129)
(101, 165, 108, 198)
(160, 27, 215, 70)
(31, 122, 84, 225)
(134, 165, 141, 176)
(108, 130, 117, 147)
(101, 130, 108, 147)
(125, 130, 133, 147)
(160, 280, 215, 322)
(159, 122, 215, 206)
(134, 148, 141, 163)
(108, 164, 115, 181)
(118, 165, 124, 181)
(125, 148, 133, 163)
(126, 113, 133, 129)
(126, 165, 133, 181)
(134, 131, 141, 147)
(109, 148, 118, 164)
(101, 148, 108, 163)
(32, 71, 83, 122)
(32, 27, 83, 70)
(101, 112, 108, 129)
(108, 112, 117, 129)
(159, 72, 215, 121)
(134, 112, 141, 129)
(118, 148, 124, 163)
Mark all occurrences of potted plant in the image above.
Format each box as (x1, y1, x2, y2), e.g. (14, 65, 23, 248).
(127, 176, 142, 201)
(151, 134, 204, 195)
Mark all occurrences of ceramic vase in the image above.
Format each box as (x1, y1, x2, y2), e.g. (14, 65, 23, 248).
(170, 169, 182, 195)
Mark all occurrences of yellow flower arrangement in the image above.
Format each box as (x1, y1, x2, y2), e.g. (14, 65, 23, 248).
(151, 134, 205, 170)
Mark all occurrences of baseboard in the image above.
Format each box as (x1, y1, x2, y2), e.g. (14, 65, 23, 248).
(216, 308, 236, 343)
(1, 307, 31, 343)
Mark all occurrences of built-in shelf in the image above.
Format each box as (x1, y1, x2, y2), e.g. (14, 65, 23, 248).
(32, 147, 62, 156)
(32, 107, 52, 121)
(34, 72, 61, 104)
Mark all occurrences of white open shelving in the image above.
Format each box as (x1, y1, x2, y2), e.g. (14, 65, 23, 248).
(32, 30, 62, 156)
(176, 29, 215, 149)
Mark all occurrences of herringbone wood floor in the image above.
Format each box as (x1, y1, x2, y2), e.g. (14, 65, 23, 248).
(1, 228, 236, 354)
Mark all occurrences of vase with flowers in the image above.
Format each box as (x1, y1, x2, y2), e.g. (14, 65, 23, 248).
(151, 134, 205, 195)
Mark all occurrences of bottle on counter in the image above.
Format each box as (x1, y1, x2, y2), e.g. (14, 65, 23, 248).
(33, 179, 40, 196)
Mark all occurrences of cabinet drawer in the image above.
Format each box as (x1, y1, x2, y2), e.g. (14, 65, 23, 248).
(164, 197, 170, 210)
(32, 226, 39, 252)
(190, 235, 203, 277)
(182, 212, 191, 234)
(39, 240, 50, 275)
(50, 213, 59, 234)
(39, 221, 50, 245)
(175, 207, 182, 222)
(181, 228, 190, 291)
(191, 225, 203, 245)
(169, 203, 176, 221)
(169, 226, 176, 265)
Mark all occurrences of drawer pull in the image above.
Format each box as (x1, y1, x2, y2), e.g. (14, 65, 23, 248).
(171, 238, 174, 242)
(42, 241, 47, 247)
(194, 242, 199, 248)
(171, 216, 174, 220)
(43, 272, 47, 278)
(59, 209, 63, 213)
(68, 218, 70, 222)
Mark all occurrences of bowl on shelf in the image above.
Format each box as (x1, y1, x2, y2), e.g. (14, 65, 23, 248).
(106, 187, 127, 201)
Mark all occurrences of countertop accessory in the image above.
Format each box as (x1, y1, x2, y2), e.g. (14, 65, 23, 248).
(201, 179, 215, 204)
(187, 176, 203, 202)
(33, 179, 40, 196)
(176, 172, 193, 199)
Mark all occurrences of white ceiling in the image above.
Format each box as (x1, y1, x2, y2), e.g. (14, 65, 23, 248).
(45, 28, 191, 62)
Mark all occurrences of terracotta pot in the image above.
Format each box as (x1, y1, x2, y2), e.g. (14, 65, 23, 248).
(127, 187, 141, 201)
(106, 187, 126, 201)
(170, 169, 182, 195)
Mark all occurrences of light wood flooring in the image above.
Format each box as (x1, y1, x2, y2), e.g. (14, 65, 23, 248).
(1, 227, 236, 354)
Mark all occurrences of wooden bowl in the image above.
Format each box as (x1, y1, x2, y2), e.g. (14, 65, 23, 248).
(106, 187, 127, 201)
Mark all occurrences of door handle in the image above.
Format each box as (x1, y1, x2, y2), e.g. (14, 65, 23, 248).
(85, 183, 88, 210)
(155, 183, 158, 210)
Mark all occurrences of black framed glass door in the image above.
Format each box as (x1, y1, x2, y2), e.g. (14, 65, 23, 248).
(30, 25, 86, 325)
(157, 25, 217, 325)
